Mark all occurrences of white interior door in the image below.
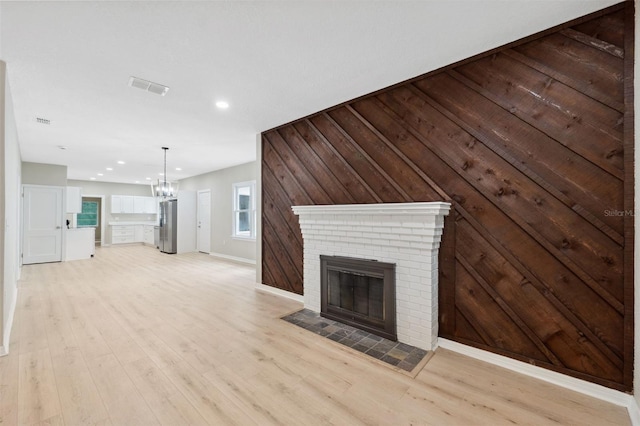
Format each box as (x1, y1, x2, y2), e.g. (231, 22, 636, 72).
(22, 185, 64, 264)
(197, 189, 211, 253)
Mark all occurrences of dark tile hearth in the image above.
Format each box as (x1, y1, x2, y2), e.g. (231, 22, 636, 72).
(282, 309, 428, 372)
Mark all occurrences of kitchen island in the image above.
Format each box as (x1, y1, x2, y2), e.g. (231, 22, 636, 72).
(66, 227, 95, 261)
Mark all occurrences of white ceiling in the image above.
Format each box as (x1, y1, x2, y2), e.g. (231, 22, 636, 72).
(0, 1, 620, 185)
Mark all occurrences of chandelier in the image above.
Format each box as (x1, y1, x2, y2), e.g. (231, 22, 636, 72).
(156, 146, 178, 198)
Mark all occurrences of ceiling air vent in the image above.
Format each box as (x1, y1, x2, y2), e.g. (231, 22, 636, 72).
(36, 117, 50, 125)
(128, 76, 169, 96)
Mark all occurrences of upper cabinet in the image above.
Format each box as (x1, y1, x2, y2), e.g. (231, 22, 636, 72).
(111, 195, 134, 213)
(66, 186, 82, 213)
(133, 196, 146, 214)
(111, 195, 157, 214)
(144, 196, 157, 214)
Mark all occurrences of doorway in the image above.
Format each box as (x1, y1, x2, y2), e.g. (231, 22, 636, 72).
(197, 189, 211, 253)
(79, 197, 102, 245)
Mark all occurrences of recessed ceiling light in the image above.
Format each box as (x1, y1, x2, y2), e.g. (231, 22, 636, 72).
(106, 167, 113, 171)
(117, 161, 125, 165)
(135, 181, 140, 184)
(215, 101, 229, 109)
(175, 167, 182, 171)
(145, 177, 151, 180)
(90, 177, 96, 180)
(97, 173, 104, 176)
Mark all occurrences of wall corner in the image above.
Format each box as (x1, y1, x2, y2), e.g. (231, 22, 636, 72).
(255, 133, 262, 285)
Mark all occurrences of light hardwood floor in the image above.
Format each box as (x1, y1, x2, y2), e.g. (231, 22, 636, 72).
(0, 245, 630, 425)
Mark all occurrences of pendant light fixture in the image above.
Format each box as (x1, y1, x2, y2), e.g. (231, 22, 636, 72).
(156, 146, 177, 198)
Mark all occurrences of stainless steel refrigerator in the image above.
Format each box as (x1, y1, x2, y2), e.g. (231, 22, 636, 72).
(159, 199, 177, 254)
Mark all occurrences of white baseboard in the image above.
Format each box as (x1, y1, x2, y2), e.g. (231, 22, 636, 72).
(628, 399, 640, 426)
(209, 252, 256, 265)
(438, 339, 636, 414)
(255, 282, 304, 303)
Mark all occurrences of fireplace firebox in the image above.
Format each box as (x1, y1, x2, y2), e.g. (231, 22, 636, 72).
(320, 255, 396, 341)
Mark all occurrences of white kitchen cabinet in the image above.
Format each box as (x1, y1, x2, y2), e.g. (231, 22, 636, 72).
(111, 195, 122, 213)
(134, 225, 144, 242)
(143, 225, 155, 245)
(111, 195, 135, 214)
(133, 196, 146, 214)
(66, 186, 82, 213)
(122, 196, 134, 213)
(112, 195, 157, 214)
(111, 225, 135, 244)
(145, 197, 157, 214)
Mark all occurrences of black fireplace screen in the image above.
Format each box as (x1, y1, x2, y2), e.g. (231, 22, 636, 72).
(320, 255, 396, 341)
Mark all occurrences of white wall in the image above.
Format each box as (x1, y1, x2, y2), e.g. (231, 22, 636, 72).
(0, 60, 21, 354)
(0, 4, 2, 60)
(179, 161, 257, 263)
(22, 161, 66, 186)
(0, 61, 7, 354)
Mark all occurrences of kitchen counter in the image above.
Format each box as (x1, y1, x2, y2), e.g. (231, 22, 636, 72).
(108, 221, 157, 226)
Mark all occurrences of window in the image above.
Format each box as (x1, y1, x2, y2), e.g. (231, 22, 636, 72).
(77, 200, 99, 227)
(233, 181, 256, 239)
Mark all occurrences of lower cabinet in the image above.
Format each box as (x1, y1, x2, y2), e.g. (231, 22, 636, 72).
(111, 225, 135, 244)
(143, 226, 155, 245)
(111, 224, 157, 245)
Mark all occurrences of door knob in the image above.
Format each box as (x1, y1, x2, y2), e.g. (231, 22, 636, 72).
(56, 226, 61, 229)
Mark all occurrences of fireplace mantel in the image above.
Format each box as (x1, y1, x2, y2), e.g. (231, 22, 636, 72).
(292, 202, 451, 216)
(292, 202, 450, 350)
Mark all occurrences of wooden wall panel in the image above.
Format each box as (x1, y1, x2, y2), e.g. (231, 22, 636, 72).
(261, 4, 633, 390)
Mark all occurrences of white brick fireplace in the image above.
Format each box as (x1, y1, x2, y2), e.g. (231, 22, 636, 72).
(292, 202, 450, 351)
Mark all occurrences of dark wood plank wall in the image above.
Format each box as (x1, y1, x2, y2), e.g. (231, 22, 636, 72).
(261, 3, 633, 391)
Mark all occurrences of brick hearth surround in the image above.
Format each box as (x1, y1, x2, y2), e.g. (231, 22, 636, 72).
(292, 202, 450, 351)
